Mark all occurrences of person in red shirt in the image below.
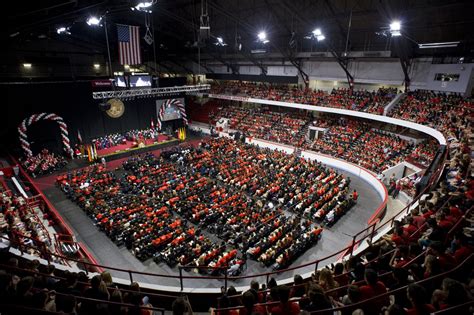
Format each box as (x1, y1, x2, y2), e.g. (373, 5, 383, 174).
(451, 233, 473, 263)
(239, 290, 266, 315)
(436, 212, 453, 231)
(403, 217, 419, 242)
(352, 189, 358, 201)
(410, 208, 426, 229)
(405, 283, 436, 315)
(268, 285, 300, 315)
(358, 269, 389, 314)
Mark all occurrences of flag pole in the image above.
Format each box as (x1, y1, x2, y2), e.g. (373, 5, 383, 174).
(104, 14, 113, 78)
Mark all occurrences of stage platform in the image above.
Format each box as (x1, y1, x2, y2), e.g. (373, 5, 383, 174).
(96, 137, 179, 161)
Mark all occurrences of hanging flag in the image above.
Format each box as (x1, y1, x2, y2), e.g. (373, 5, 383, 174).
(117, 24, 142, 65)
(77, 130, 83, 144)
(151, 118, 155, 130)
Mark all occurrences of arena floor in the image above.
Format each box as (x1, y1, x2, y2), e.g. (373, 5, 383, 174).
(40, 140, 383, 290)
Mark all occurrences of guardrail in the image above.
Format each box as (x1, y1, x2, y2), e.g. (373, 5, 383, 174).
(211, 254, 473, 314)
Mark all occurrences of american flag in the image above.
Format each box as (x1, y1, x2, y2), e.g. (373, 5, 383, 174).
(117, 24, 141, 65)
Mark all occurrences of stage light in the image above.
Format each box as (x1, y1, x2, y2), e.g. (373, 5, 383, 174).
(93, 64, 101, 69)
(215, 37, 227, 46)
(23, 63, 32, 68)
(312, 28, 322, 36)
(316, 35, 325, 42)
(133, 1, 154, 12)
(86, 16, 102, 26)
(390, 21, 401, 36)
(56, 26, 70, 35)
(257, 31, 270, 43)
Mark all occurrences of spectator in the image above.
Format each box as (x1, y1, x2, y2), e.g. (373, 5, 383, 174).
(405, 283, 436, 315)
(358, 269, 388, 314)
(239, 290, 266, 315)
(268, 285, 300, 315)
(302, 284, 333, 313)
(172, 296, 193, 315)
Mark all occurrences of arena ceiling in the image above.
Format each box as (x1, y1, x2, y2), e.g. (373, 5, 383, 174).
(3, 0, 474, 76)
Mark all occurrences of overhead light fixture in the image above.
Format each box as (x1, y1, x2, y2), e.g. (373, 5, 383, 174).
(305, 28, 325, 41)
(312, 28, 322, 36)
(86, 16, 102, 26)
(418, 41, 460, 49)
(133, 1, 154, 12)
(390, 21, 401, 36)
(215, 37, 227, 46)
(93, 63, 101, 69)
(257, 31, 269, 44)
(56, 26, 70, 35)
(23, 63, 32, 68)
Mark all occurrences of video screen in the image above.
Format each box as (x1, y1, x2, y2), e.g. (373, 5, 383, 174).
(115, 76, 127, 87)
(130, 75, 151, 87)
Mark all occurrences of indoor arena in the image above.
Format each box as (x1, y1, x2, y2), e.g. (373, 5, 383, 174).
(1, 1, 473, 314)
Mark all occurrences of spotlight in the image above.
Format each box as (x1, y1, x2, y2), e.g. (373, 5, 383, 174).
(86, 16, 102, 26)
(257, 31, 269, 43)
(133, 1, 154, 12)
(56, 26, 70, 35)
(316, 35, 325, 42)
(93, 63, 101, 69)
(215, 37, 227, 46)
(390, 21, 401, 36)
(312, 28, 322, 36)
(23, 63, 32, 68)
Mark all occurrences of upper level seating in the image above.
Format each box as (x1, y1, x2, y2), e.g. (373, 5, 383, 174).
(389, 90, 474, 140)
(209, 81, 398, 113)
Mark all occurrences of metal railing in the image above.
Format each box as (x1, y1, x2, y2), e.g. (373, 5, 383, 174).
(211, 254, 473, 314)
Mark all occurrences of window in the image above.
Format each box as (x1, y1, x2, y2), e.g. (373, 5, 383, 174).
(434, 73, 460, 82)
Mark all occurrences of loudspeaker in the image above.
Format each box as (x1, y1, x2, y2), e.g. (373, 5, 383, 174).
(99, 102, 111, 111)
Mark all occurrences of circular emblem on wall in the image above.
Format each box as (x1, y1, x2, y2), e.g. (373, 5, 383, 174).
(106, 98, 125, 118)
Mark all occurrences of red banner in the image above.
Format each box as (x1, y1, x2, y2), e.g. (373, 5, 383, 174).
(91, 80, 113, 87)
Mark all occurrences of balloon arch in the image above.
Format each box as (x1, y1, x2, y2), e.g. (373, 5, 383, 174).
(18, 113, 74, 158)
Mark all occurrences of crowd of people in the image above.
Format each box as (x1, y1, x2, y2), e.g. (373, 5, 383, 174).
(0, 190, 53, 258)
(56, 137, 358, 273)
(0, 259, 171, 315)
(92, 133, 126, 150)
(91, 128, 162, 151)
(209, 81, 398, 113)
(124, 128, 161, 142)
(406, 139, 438, 168)
(211, 137, 473, 315)
(21, 149, 67, 177)
(305, 119, 414, 174)
(389, 90, 473, 143)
